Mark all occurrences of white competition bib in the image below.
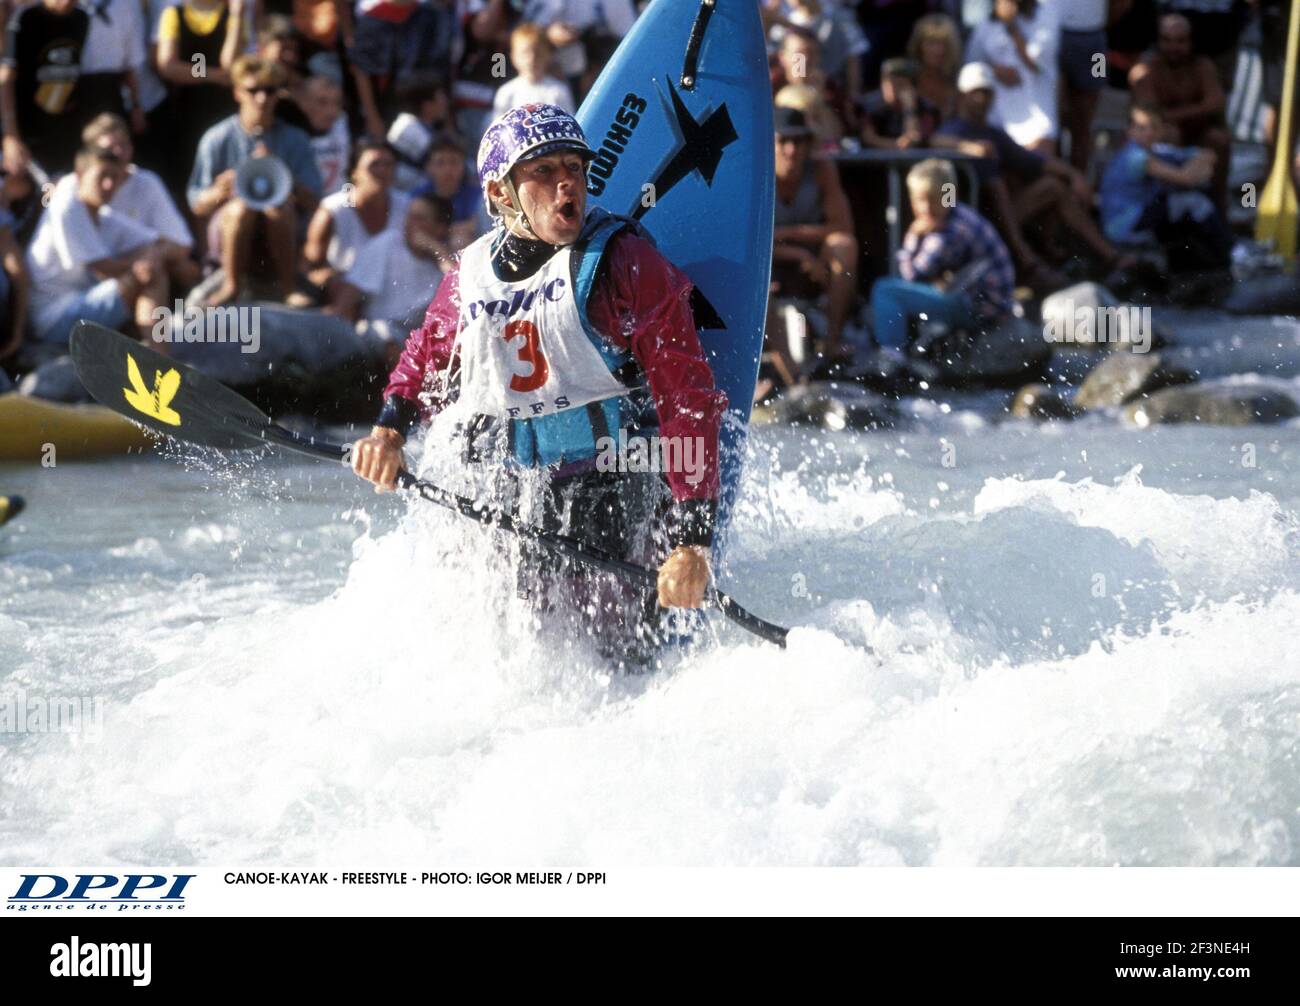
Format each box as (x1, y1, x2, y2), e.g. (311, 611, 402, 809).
(451, 231, 629, 421)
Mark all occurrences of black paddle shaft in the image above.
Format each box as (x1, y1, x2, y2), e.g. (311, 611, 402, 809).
(67, 321, 790, 648)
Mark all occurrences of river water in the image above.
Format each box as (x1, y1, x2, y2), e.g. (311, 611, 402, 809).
(2, 310, 1299, 867)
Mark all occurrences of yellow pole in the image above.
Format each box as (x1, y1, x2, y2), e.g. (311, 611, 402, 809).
(1255, 0, 1300, 261)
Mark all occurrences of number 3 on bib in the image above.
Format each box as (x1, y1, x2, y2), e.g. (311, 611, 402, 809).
(503, 319, 549, 393)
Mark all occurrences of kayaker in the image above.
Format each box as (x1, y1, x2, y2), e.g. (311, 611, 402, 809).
(349, 103, 727, 663)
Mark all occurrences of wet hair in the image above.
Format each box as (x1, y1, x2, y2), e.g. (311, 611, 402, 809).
(82, 112, 130, 146)
(410, 192, 453, 228)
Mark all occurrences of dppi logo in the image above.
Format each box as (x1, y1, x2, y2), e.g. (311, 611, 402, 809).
(467, 277, 566, 321)
(8, 874, 195, 912)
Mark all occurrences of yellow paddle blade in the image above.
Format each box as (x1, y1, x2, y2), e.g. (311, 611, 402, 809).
(122, 352, 183, 426)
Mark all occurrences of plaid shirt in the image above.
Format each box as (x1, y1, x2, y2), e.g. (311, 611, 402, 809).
(897, 203, 1016, 319)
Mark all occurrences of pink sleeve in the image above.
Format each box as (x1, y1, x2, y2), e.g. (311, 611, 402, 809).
(381, 262, 462, 423)
(587, 233, 728, 502)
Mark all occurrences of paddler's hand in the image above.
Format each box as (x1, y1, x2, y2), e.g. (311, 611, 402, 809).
(350, 426, 405, 492)
(657, 545, 711, 609)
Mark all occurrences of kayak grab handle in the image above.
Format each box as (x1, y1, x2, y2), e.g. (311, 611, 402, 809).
(680, 0, 717, 91)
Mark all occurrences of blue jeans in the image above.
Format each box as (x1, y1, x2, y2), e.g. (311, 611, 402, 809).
(869, 278, 976, 349)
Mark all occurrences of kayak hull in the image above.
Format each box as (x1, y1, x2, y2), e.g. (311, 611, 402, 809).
(0, 392, 154, 462)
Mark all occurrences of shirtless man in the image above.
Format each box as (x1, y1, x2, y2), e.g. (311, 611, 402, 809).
(1129, 13, 1229, 212)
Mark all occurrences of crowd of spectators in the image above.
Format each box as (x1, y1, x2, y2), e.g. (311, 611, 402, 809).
(0, 0, 1294, 402)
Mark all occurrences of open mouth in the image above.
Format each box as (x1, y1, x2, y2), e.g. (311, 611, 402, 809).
(558, 199, 578, 222)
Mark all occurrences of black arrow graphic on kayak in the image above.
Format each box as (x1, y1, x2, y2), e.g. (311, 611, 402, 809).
(634, 80, 738, 331)
(634, 80, 738, 221)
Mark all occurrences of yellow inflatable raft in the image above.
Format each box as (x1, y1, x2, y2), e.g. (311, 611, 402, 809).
(0, 392, 154, 462)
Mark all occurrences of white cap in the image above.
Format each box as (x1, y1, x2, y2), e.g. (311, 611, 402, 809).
(957, 62, 997, 94)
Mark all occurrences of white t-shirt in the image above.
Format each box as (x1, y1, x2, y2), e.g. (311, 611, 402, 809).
(345, 228, 443, 324)
(966, 3, 1062, 146)
(322, 188, 411, 273)
(50, 166, 192, 248)
(27, 199, 158, 335)
(80, 0, 148, 74)
(492, 75, 576, 118)
(311, 115, 351, 197)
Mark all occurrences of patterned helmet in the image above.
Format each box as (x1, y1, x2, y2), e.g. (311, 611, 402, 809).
(477, 103, 596, 218)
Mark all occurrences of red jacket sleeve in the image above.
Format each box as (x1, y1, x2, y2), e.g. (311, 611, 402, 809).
(376, 262, 461, 432)
(586, 232, 728, 503)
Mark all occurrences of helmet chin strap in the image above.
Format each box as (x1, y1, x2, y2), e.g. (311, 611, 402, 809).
(498, 177, 542, 242)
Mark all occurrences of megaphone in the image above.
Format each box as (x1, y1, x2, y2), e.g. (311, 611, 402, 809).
(235, 154, 292, 211)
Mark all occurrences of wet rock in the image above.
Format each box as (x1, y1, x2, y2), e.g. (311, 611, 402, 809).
(1073, 352, 1195, 411)
(1010, 383, 1077, 420)
(1124, 386, 1300, 426)
(1040, 282, 1167, 352)
(912, 315, 1050, 388)
(765, 382, 899, 430)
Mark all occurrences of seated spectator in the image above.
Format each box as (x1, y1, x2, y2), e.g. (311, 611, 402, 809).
(492, 23, 576, 118)
(869, 158, 1016, 350)
(79, 0, 148, 127)
(304, 138, 408, 290)
(965, 0, 1061, 155)
(281, 73, 351, 196)
(1129, 13, 1229, 212)
(1099, 103, 1232, 271)
(0, 192, 29, 365)
(155, 0, 244, 194)
(1161, 0, 1251, 94)
(857, 0, 929, 90)
(771, 107, 857, 359)
(0, 0, 92, 178)
(906, 12, 963, 123)
(772, 27, 853, 141)
(933, 63, 1132, 285)
(412, 133, 482, 251)
(187, 55, 323, 304)
(50, 114, 199, 291)
(858, 58, 938, 150)
(26, 146, 181, 349)
(348, 0, 457, 140)
(386, 73, 458, 192)
(776, 84, 845, 150)
(329, 191, 449, 341)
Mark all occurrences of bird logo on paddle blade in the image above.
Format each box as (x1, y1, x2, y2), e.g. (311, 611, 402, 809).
(123, 353, 182, 426)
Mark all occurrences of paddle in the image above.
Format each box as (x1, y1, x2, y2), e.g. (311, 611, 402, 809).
(1256, 0, 1300, 261)
(68, 320, 790, 648)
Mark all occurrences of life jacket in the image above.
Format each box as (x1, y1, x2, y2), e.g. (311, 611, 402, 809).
(449, 208, 657, 469)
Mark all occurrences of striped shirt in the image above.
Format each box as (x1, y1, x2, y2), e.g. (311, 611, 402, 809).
(897, 203, 1015, 319)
